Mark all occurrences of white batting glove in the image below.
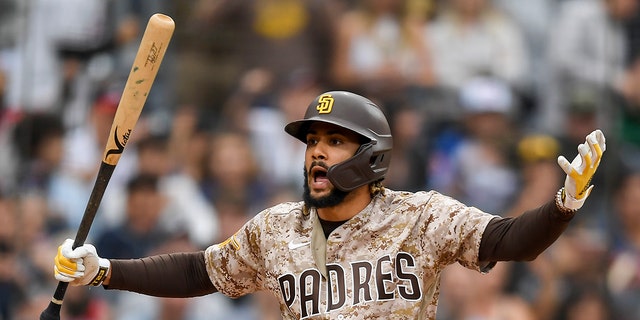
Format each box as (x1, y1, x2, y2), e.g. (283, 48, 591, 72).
(556, 129, 606, 211)
(54, 239, 110, 286)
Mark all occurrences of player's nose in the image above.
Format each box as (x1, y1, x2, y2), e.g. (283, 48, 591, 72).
(311, 142, 328, 160)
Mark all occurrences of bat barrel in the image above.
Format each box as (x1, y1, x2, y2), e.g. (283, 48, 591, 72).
(150, 13, 175, 28)
(103, 12, 175, 166)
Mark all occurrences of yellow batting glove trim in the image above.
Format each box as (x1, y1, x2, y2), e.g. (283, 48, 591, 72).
(54, 245, 77, 275)
(574, 132, 604, 199)
(570, 160, 594, 200)
(584, 151, 593, 168)
(593, 143, 603, 160)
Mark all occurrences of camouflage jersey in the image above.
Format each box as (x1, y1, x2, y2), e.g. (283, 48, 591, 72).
(204, 189, 496, 319)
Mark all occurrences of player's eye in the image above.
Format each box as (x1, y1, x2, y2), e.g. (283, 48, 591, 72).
(306, 137, 318, 145)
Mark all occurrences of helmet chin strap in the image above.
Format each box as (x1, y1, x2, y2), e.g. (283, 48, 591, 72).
(327, 142, 377, 192)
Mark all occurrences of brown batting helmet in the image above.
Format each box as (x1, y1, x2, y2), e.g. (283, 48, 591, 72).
(285, 91, 393, 191)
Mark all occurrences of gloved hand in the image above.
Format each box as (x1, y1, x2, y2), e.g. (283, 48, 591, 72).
(54, 239, 110, 286)
(556, 129, 606, 211)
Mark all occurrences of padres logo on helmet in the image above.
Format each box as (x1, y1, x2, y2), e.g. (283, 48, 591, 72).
(316, 94, 334, 114)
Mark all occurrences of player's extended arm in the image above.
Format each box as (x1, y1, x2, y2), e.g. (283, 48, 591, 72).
(55, 239, 217, 297)
(479, 129, 606, 262)
(479, 200, 571, 262)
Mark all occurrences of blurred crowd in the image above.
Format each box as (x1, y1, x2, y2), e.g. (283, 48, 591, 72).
(1, 0, 640, 319)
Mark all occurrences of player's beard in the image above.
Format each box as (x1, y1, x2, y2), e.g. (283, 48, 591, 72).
(302, 163, 349, 208)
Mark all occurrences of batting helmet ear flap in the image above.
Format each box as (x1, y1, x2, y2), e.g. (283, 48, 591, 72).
(327, 141, 389, 192)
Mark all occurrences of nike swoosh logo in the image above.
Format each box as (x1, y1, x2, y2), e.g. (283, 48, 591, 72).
(288, 241, 311, 250)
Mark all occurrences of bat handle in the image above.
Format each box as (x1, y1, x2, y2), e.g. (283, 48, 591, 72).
(39, 282, 69, 320)
(39, 162, 116, 320)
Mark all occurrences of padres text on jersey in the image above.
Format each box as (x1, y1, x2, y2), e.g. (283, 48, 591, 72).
(204, 189, 495, 319)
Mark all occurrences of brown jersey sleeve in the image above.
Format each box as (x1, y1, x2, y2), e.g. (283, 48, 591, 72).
(479, 199, 575, 262)
(105, 251, 217, 297)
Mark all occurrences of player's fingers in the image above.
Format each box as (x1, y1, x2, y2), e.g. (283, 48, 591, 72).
(55, 247, 77, 273)
(593, 141, 603, 159)
(61, 238, 74, 248)
(54, 266, 85, 284)
(578, 143, 592, 169)
(75, 260, 86, 272)
(596, 130, 606, 152)
(557, 156, 573, 176)
(60, 239, 77, 258)
(54, 270, 75, 283)
(63, 245, 90, 260)
(589, 133, 605, 167)
(587, 134, 601, 166)
(54, 264, 83, 279)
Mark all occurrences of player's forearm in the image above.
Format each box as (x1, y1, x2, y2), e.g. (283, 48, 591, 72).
(479, 199, 574, 262)
(104, 251, 218, 297)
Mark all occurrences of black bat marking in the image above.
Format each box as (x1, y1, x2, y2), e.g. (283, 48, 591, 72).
(105, 126, 131, 160)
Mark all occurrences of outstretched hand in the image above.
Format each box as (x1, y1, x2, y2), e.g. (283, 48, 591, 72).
(557, 129, 606, 210)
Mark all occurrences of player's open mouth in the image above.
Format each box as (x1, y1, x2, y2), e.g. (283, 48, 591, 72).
(310, 166, 329, 188)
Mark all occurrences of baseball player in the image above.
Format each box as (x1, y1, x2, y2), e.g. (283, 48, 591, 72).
(53, 91, 606, 319)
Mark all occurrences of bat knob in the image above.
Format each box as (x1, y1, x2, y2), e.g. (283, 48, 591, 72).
(39, 301, 62, 320)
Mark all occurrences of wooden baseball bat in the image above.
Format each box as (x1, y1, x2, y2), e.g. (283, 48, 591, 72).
(40, 13, 175, 320)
